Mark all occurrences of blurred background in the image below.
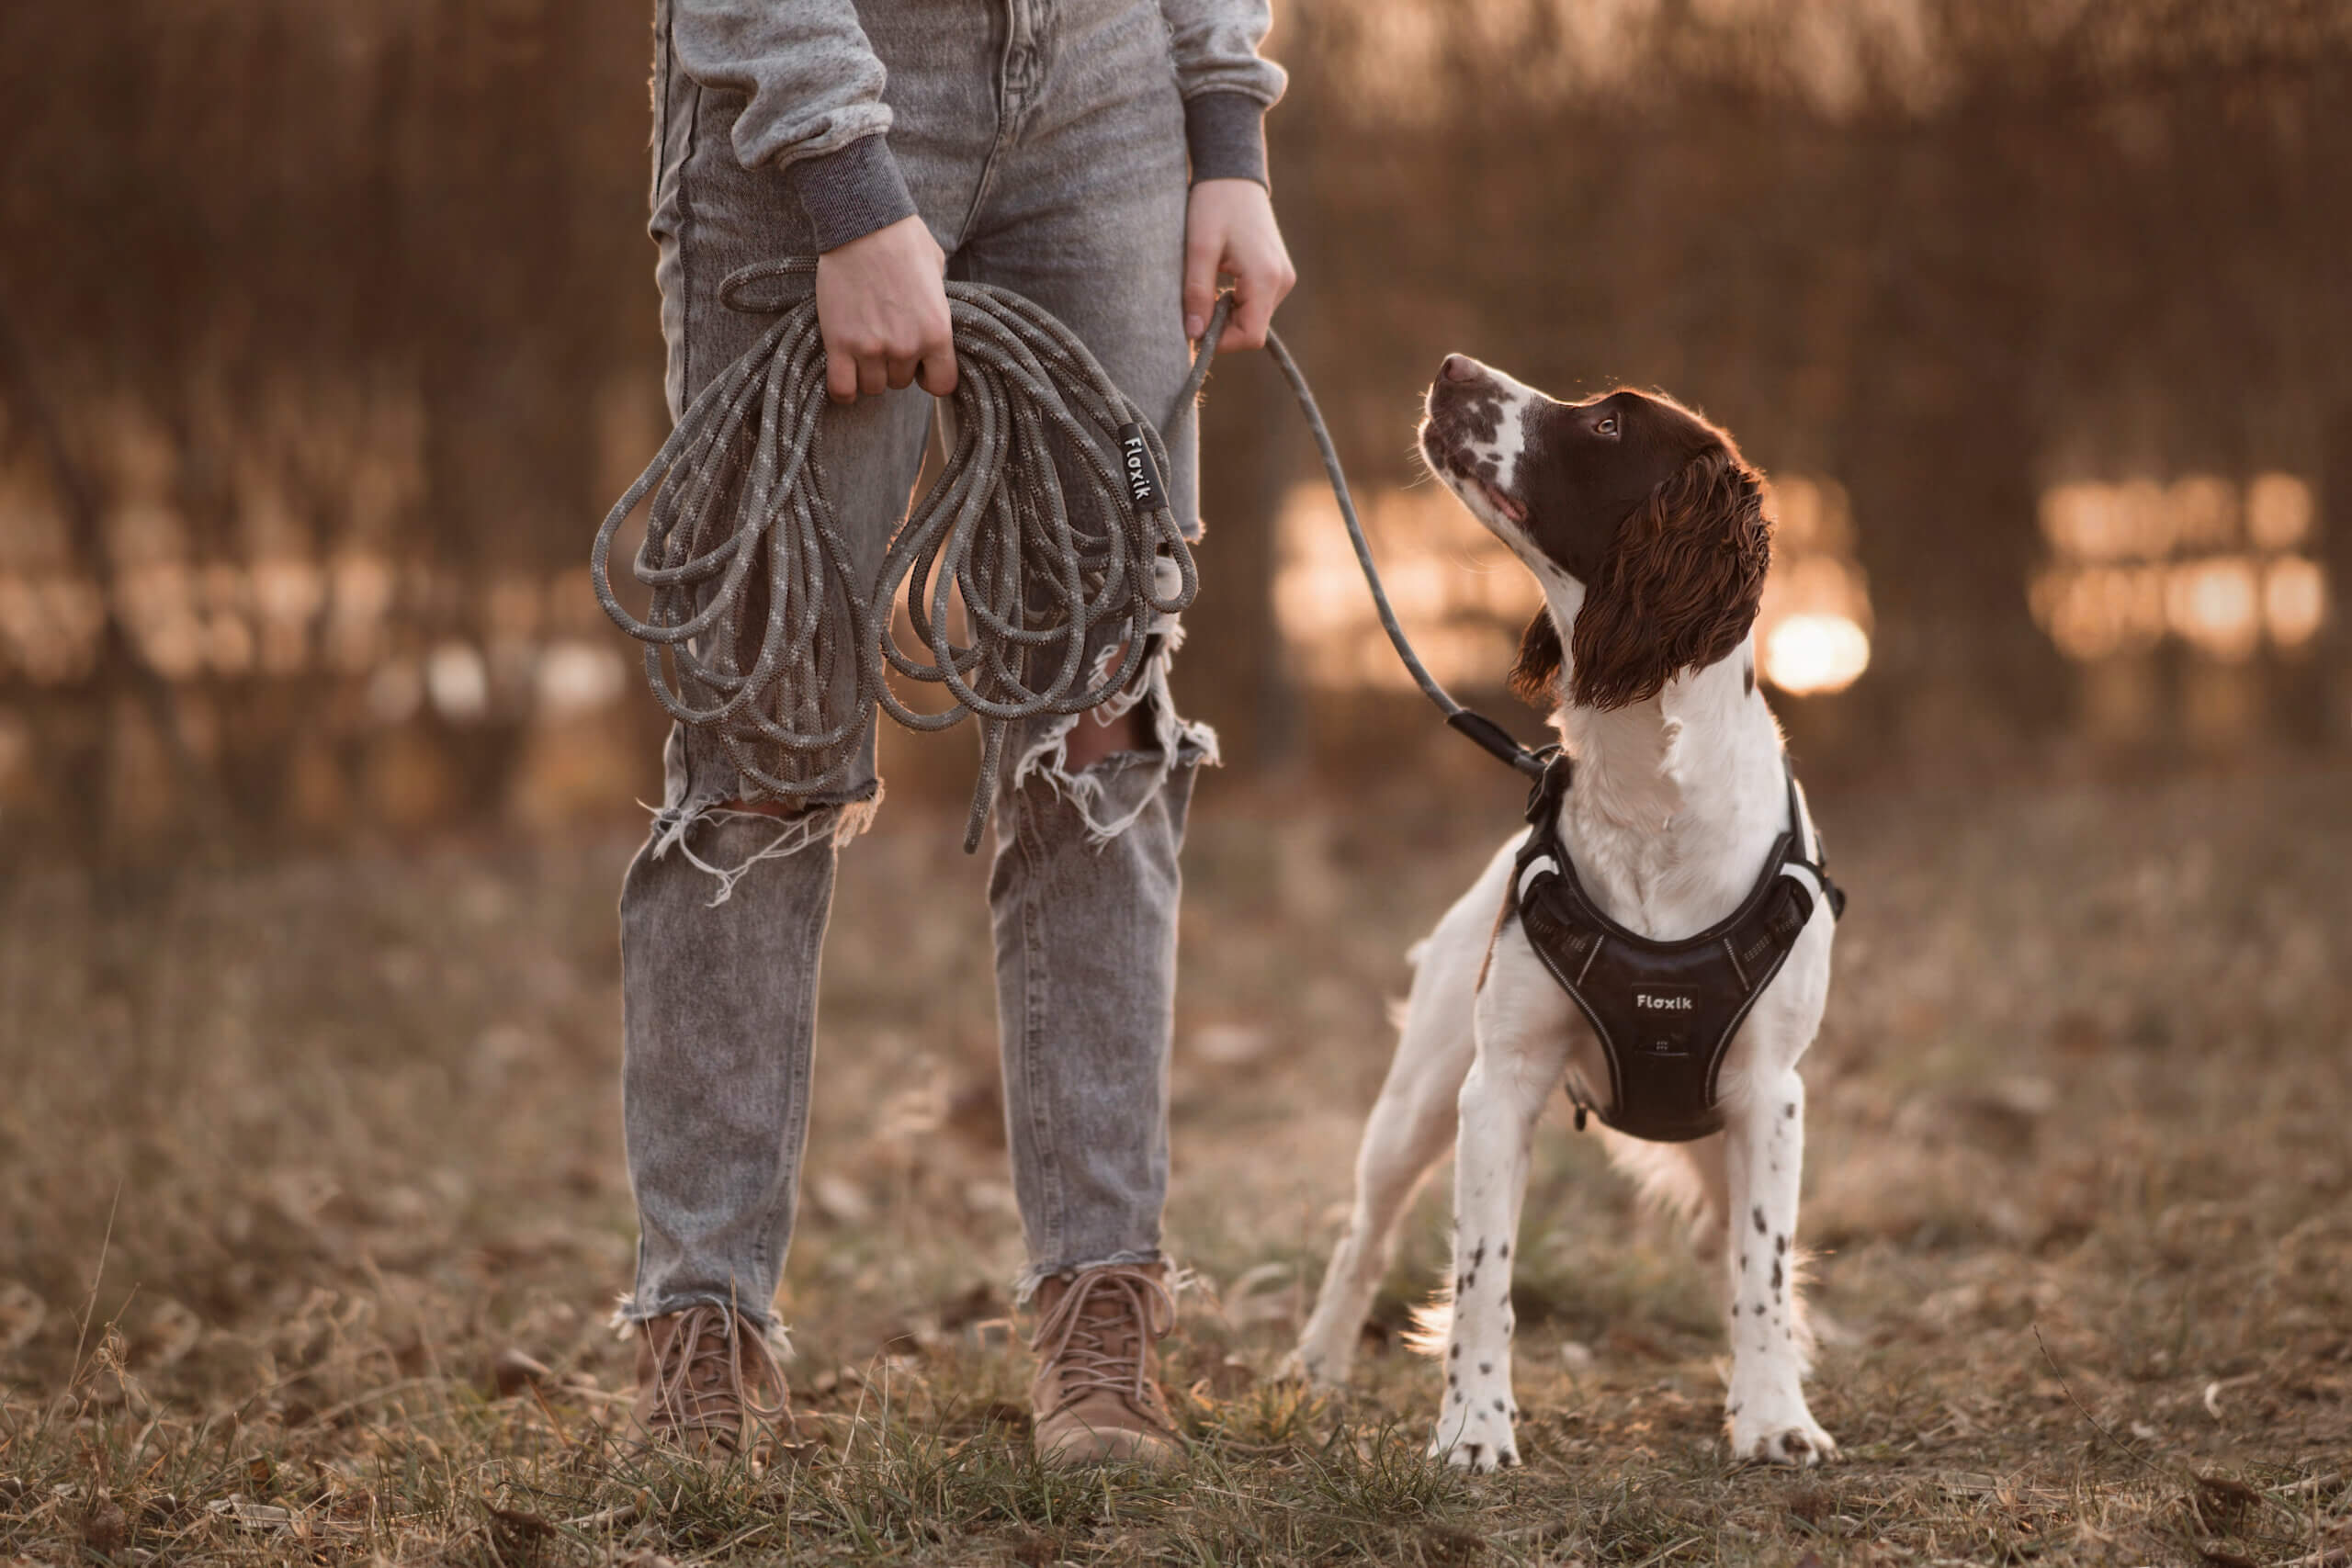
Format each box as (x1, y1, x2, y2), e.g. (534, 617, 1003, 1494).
(0, 6, 2348, 1559)
(1, 0, 2347, 844)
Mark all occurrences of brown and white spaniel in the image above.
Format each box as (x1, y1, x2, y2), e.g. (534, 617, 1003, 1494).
(1291, 357, 1841, 1471)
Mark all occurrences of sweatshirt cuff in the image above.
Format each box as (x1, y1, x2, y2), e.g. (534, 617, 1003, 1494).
(1183, 93, 1269, 187)
(779, 134, 919, 254)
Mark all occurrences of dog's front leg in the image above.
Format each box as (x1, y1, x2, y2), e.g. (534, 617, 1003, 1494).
(1722, 1064, 1836, 1465)
(1431, 959, 1572, 1472)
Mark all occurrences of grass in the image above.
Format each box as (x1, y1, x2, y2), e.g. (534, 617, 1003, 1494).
(1, 755, 2348, 1564)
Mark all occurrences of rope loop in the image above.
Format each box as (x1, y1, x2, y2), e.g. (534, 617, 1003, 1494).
(592, 260, 1227, 848)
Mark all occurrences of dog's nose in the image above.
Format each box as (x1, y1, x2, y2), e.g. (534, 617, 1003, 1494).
(1440, 354, 1480, 384)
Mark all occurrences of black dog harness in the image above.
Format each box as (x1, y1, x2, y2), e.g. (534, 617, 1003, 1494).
(1510, 751, 1846, 1144)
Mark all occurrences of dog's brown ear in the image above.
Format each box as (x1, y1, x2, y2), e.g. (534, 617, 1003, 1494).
(1568, 447, 1771, 711)
(1508, 610, 1565, 708)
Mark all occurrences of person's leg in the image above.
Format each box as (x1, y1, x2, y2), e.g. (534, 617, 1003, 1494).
(618, 2, 982, 1355)
(962, 0, 1210, 1306)
(616, 376, 930, 1349)
(937, 0, 1221, 1469)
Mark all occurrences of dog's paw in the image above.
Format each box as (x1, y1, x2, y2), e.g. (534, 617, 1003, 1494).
(1729, 1411, 1837, 1467)
(1276, 1342, 1347, 1391)
(1429, 1405, 1522, 1473)
(1429, 1431, 1521, 1473)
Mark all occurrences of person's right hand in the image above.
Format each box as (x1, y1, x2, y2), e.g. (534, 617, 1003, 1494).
(815, 214, 958, 403)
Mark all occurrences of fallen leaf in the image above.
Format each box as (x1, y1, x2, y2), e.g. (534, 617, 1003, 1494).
(208, 1499, 294, 1531)
(492, 1347, 554, 1396)
(484, 1503, 555, 1538)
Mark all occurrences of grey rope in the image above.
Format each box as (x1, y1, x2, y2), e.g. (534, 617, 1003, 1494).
(593, 258, 1539, 856)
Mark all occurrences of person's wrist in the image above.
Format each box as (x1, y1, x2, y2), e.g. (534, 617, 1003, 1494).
(781, 135, 919, 254)
(1183, 93, 1269, 188)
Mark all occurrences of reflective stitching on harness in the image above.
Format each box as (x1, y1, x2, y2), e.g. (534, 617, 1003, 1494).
(1722, 934, 1751, 991)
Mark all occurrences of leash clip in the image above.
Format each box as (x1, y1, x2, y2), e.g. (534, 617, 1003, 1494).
(1521, 745, 1569, 826)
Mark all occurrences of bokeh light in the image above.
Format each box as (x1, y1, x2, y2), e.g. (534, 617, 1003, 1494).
(1765, 612, 1872, 694)
(1757, 475, 1873, 696)
(2032, 473, 2326, 663)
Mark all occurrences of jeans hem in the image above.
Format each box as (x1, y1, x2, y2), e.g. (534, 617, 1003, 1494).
(1012, 1248, 1168, 1306)
(611, 1292, 794, 1356)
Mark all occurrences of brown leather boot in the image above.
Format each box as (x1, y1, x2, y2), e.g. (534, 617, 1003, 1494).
(1027, 1263, 1182, 1469)
(627, 1303, 788, 1469)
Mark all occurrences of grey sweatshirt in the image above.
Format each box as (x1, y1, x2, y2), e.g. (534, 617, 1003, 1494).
(670, 0, 1286, 253)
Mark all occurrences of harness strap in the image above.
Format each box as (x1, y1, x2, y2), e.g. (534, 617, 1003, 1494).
(1780, 767, 1848, 919)
(1509, 749, 1843, 1142)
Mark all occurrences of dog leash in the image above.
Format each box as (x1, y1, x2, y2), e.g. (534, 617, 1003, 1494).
(1251, 332, 1551, 781)
(593, 258, 1545, 853)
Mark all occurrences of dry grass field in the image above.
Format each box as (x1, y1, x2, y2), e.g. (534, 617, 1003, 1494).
(1, 757, 2347, 1565)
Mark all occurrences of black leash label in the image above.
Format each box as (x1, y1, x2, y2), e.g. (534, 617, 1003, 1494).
(1116, 423, 1163, 512)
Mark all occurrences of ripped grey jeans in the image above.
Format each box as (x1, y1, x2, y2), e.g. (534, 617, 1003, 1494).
(619, 0, 1215, 1327)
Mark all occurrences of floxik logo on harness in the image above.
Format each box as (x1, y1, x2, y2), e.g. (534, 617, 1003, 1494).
(1628, 982, 1701, 1056)
(1115, 423, 1162, 511)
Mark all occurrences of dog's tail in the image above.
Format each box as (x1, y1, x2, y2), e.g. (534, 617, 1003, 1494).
(1596, 1128, 1724, 1252)
(1599, 1128, 1825, 1371)
(1401, 1275, 1454, 1358)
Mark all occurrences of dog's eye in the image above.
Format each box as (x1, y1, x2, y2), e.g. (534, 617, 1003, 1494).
(1596, 415, 1620, 437)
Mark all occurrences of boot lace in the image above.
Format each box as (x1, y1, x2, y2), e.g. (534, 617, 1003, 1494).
(1029, 1266, 1176, 1416)
(643, 1303, 787, 1448)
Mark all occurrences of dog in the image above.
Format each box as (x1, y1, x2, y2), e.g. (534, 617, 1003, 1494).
(1290, 355, 1841, 1472)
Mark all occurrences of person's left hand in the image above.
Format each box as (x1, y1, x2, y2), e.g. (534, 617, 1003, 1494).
(1182, 178, 1297, 353)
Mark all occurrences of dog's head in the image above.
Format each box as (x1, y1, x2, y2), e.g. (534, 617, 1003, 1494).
(1418, 355, 1770, 712)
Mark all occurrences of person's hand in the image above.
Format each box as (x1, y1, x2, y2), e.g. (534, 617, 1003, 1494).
(1182, 178, 1297, 352)
(814, 214, 957, 403)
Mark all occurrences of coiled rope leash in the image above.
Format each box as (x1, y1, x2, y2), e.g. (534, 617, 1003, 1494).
(592, 258, 1214, 852)
(594, 257, 1542, 855)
